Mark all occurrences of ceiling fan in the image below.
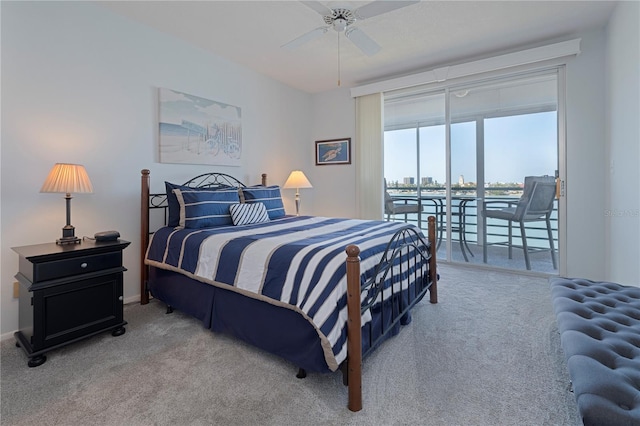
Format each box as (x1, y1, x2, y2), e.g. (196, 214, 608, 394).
(282, 1, 420, 56)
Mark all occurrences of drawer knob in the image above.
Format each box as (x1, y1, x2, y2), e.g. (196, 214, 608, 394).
(80, 263, 88, 268)
(119, 296, 123, 301)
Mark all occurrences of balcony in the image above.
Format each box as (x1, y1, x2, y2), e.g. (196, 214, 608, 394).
(387, 186, 558, 274)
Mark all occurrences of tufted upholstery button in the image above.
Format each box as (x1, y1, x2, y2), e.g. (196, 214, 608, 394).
(550, 277, 640, 426)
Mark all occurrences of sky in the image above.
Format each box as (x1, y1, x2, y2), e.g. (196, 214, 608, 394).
(384, 111, 558, 185)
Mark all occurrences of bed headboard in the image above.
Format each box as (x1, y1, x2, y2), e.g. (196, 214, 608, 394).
(140, 169, 267, 304)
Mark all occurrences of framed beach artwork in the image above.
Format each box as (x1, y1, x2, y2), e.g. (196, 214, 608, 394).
(158, 88, 242, 166)
(315, 138, 351, 165)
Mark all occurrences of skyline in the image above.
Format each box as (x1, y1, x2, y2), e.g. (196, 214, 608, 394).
(384, 111, 558, 185)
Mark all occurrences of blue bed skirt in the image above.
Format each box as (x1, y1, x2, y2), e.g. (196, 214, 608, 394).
(149, 267, 410, 373)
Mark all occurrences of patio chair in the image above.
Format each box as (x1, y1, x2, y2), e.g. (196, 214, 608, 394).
(384, 180, 422, 222)
(481, 175, 557, 270)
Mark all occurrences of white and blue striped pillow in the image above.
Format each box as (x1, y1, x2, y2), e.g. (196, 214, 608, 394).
(240, 186, 286, 219)
(229, 203, 270, 226)
(165, 181, 235, 227)
(173, 188, 240, 228)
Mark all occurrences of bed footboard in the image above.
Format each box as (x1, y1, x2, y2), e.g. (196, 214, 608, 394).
(345, 215, 437, 412)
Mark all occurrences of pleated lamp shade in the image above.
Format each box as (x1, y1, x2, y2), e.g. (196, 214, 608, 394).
(40, 163, 93, 194)
(40, 163, 93, 245)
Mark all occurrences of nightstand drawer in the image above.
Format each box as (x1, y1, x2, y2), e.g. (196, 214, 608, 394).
(34, 252, 121, 282)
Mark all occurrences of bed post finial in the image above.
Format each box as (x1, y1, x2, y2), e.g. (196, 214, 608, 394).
(261, 173, 267, 186)
(345, 244, 363, 412)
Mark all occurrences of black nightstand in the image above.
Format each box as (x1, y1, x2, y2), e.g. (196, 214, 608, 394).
(12, 239, 130, 367)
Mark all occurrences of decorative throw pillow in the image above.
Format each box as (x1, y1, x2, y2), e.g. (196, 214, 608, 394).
(240, 185, 286, 219)
(165, 181, 235, 227)
(229, 203, 270, 226)
(173, 187, 240, 228)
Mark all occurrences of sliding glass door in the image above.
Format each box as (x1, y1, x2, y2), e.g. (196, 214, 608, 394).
(384, 69, 562, 274)
(384, 91, 448, 253)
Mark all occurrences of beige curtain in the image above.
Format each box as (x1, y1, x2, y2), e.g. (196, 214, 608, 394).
(355, 93, 384, 220)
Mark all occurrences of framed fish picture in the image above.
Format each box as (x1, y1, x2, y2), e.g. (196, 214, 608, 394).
(315, 138, 351, 165)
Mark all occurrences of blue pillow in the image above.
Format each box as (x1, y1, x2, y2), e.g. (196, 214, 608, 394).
(165, 181, 235, 227)
(240, 186, 285, 219)
(229, 203, 270, 226)
(173, 188, 240, 228)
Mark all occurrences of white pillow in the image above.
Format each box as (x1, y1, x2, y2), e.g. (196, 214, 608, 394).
(229, 203, 270, 226)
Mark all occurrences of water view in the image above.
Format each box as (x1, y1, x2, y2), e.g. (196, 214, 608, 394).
(384, 116, 558, 272)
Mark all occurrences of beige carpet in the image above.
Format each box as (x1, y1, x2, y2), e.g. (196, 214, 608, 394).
(0, 264, 580, 425)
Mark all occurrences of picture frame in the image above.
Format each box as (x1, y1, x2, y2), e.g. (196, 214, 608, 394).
(158, 88, 242, 166)
(315, 138, 351, 165)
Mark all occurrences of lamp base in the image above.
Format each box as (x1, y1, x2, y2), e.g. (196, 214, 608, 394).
(56, 236, 81, 245)
(57, 224, 80, 245)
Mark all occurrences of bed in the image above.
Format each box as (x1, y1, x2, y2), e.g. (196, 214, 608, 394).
(139, 169, 438, 411)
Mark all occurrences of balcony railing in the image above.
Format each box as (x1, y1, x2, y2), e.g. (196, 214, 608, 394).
(387, 186, 558, 271)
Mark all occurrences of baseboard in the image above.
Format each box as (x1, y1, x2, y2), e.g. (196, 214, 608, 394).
(1, 330, 16, 342)
(124, 294, 140, 305)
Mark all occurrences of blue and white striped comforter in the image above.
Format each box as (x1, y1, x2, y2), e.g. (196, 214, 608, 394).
(145, 215, 426, 370)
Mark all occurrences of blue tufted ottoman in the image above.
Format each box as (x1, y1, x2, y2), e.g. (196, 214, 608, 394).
(550, 277, 640, 425)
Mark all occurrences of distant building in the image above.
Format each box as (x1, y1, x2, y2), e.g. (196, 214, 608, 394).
(422, 177, 433, 185)
(458, 175, 465, 185)
(403, 177, 415, 185)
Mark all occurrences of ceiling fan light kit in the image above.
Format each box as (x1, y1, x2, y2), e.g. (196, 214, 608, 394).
(324, 8, 355, 31)
(283, 1, 419, 56)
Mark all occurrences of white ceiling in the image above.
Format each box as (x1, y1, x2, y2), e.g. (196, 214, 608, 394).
(98, 0, 616, 94)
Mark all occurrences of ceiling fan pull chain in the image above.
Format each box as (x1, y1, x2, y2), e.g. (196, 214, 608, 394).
(337, 31, 341, 87)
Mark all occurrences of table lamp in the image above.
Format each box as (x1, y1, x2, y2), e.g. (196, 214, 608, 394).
(40, 163, 93, 245)
(283, 170, 313, 216)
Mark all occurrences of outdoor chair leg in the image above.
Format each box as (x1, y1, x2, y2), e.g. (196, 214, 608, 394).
(437, 213, 444, 250)
(459, 231, 469, 262)
(508, 222, 513, 259)
(462, 235, 474, 258)
(482, 214, 488, 264)
(520, 222, 531, 270)
(461, 211, 474, 258)
(546, 217, 557, 269)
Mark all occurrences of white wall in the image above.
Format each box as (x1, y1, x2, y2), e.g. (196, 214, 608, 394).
(0, 2, 312, 337)
(563, 29, 608, 280)
(308, 88, 357, 218)
(605, 0, 640, 286)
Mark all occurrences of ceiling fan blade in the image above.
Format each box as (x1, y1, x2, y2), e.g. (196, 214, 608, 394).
(345, 27, 381, 56)
(281, 27, 329, 50)
(354, 0, 420, 19)
(300, 1, 333, 16)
